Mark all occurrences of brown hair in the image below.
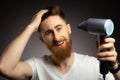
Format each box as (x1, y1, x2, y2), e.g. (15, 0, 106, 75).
(38, 5, 67, 32)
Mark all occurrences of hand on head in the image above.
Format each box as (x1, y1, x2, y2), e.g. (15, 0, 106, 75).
(29, 9, 48, 32)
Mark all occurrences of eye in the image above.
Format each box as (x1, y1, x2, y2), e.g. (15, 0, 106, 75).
(45, 30, 53, 36)
(57, 27, 62, 31)
(56, 25, 62, 31)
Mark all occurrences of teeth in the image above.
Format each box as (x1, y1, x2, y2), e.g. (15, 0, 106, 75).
(58, 41, 63, 44)
(56, 41, 63, 45)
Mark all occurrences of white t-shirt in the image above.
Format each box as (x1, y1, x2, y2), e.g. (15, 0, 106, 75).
(26, 52, 114, 80)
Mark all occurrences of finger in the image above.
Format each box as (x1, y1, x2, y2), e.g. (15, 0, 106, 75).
(36, 9, 48, 16)
(104, 37, 115, 43)
(98, 42, 115, 51)
(97, 56, 117, 62)
(96, 51, 117, 61)
(30, 10, 48, 32)
(97, 51, 116, 57)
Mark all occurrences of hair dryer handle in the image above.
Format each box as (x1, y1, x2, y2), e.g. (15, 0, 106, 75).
(98, 35, 109, 75)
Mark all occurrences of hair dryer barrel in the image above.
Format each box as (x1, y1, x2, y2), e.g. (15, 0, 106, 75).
(77, 18, 114, 36)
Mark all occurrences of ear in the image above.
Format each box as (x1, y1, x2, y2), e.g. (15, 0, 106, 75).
(67, 24, 71, 34)
(39, 35, 44, 43)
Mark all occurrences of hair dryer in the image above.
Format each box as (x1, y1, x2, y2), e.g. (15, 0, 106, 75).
(77, 18, 114, 79)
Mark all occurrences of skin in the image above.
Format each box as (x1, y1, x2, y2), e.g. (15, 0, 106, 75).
(40, 15, 72, 59)
(0, 9, 120, 80)
(40, 15, 73, 74)
(0, 10, 48, 80)
(97, 38, 120, 80)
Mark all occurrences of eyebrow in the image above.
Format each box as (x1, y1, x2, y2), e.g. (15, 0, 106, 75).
(44, 24, 62, 34)
(54, 24, 62, 29)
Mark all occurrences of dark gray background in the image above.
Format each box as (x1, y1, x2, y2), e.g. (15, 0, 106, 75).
(0, 0, 120, 79)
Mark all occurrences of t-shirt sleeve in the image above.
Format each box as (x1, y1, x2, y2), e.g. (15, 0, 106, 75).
(26, 57, 38, 80)
(105, 72, 115, 80)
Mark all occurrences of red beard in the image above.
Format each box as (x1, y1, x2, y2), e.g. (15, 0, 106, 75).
(48, 35, 72, 60)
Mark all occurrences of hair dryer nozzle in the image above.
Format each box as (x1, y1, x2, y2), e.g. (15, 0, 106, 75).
(77, 21, 87, 31)
(77, 18, 114, 36)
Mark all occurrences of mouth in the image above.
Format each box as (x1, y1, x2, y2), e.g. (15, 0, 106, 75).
(54, 40, 64, 47)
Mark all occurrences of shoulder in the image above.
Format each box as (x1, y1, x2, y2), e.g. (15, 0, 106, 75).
(74, 52, 99, 65)
(25, 55, 51, 80)
(26, 55, 51, 66)
(75, 52, 98, 60)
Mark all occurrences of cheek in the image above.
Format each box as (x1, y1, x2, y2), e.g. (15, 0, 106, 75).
(62, 27, 71, 36)
(43, 36, 53, 45)
(62, 31, 70, 39)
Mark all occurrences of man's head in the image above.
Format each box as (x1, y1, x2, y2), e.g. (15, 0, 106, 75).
(38, 5, 67, 32)
(39, 5, 72, 60)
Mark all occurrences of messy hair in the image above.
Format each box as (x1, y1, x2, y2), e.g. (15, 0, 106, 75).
(38, 5, 67, 32)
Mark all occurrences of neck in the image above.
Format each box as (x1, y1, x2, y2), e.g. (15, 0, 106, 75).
(50, 52, 74, 74)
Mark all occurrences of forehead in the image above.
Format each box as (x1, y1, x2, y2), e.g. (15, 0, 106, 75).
(40, 15, 66, 30)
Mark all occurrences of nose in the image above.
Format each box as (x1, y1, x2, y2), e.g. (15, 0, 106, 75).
(53, 31, 60, 41)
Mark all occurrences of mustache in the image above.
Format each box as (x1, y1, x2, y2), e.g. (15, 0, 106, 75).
(53, 40, 62, 45)
(52, 39, 66, 46)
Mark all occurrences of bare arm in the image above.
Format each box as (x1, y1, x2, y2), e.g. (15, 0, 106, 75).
(112, 63, 120, 80)
(0, 10, 48, 80)
(114, 73, 120, 80)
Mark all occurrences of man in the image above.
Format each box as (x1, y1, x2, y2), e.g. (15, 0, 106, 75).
(0, 5, 120, 80)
